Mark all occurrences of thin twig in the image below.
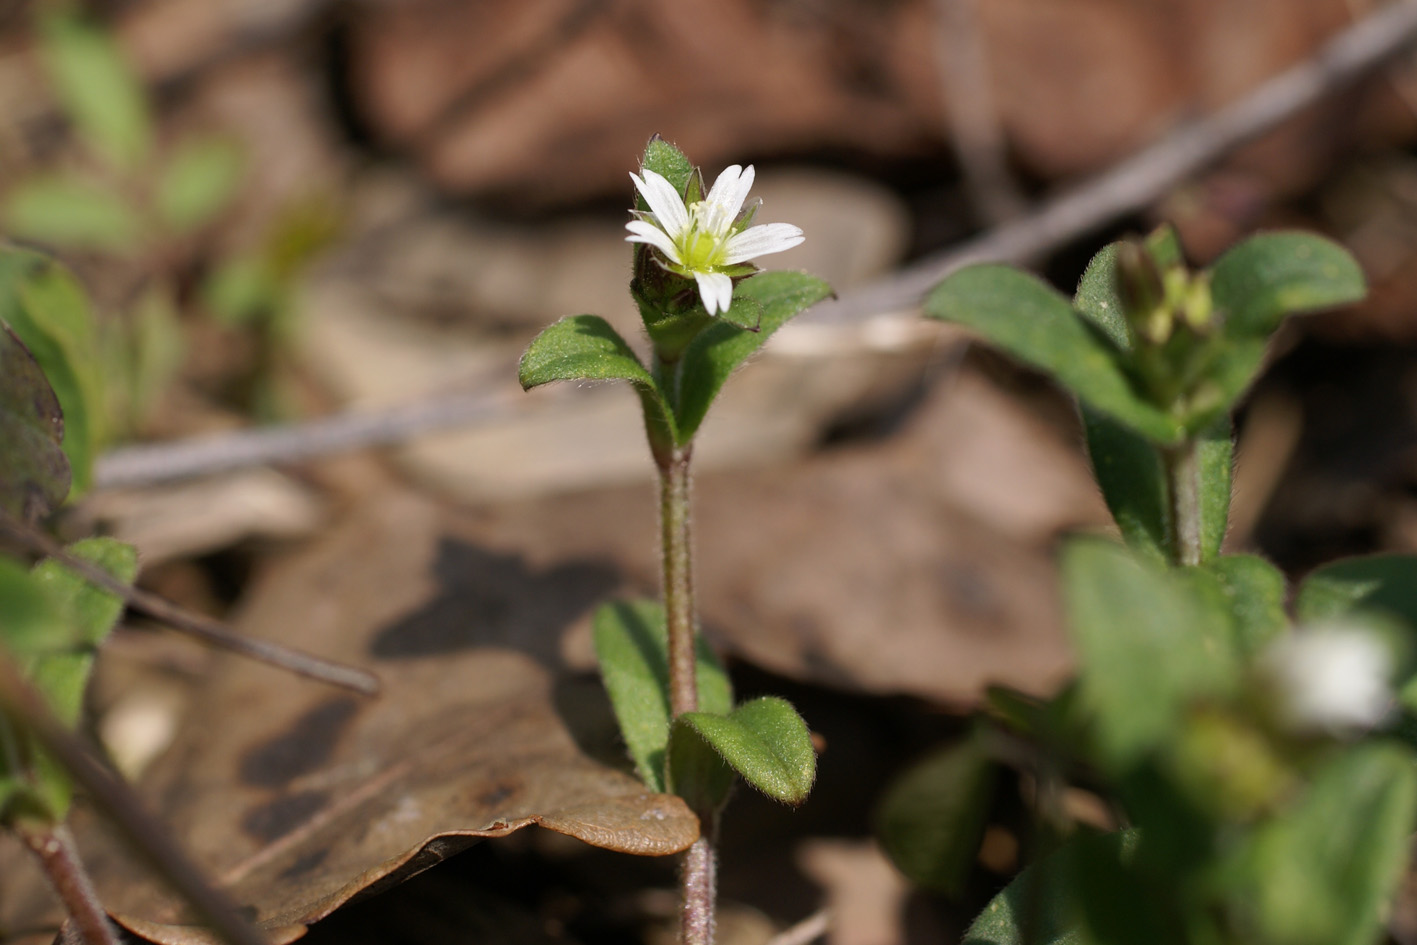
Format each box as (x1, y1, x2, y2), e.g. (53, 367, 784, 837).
(802, 0, 1417, 327)
(933, 0, 1026, 224)
(94, 386, 514, 491)
(0, 655, 269, 945)
(86, 0, 1417, 491)
(0, 510, 379, 695)
(763, 909, 832, 945)
(17, 823, 120, 945)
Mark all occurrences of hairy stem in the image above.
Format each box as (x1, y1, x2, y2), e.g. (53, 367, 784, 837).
(680, 829, 718, 945)
(1164, 438, 1203, 567)
(658, 445, 717, 945)
(18, 822, 119, 945)
(660, 447, 698, 718)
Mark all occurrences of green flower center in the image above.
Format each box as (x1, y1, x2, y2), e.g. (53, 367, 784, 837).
(676, 202, 730, 271)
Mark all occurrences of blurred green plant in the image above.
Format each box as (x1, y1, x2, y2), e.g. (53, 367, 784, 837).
(875, 226, 1417, 945)
(3, 10, 339, 456)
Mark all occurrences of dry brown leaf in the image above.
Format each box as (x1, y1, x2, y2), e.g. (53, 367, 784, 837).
(0, 493, 696, 943)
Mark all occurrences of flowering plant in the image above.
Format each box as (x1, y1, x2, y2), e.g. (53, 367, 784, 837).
(519, 137, 829, 945)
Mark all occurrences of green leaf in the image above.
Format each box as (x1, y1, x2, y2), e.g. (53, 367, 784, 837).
(592, 599, 731, 794)
(0, 543, 133, 825)
(926, 265, 1182, 444)
(0, 558, 67, 662)
(519, 314, 677, 447)
(0, 248, 107, 494)
(0, 323, 69, 520)
(4, 174, 144, 252)
(875, 737, 998, 894)
(39, 13, 152, 172)
(1210, 232, 1366, 337)
(1063, 538, 1241, 768)
(1212, 230, 1365, 338)
(202, 256, 279, 327)
(29, 538, 138, 727)
(1227, 743, 1417, 945)
(1074, 243, 1132, 351)
(639, 136, 694, 202)
(965, 831, 1145, 945)
(156, 136, 244, 233)
(1201, 555, 1288, 655)
(1294, 555, 1417, 626)
(672, 696, 816, 805)
(673, 271, 833, 443)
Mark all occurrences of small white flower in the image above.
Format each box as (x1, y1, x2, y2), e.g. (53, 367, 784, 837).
(626, 164, 804, 316)
(1260, 624, 1394, 735)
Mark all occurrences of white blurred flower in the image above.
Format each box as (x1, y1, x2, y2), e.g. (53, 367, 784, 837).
(626, 164, 804, 316)
(1260, 624, 1393, 735)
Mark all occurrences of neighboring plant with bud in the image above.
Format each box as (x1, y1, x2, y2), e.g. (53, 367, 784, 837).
(874, 223, 1417, 945)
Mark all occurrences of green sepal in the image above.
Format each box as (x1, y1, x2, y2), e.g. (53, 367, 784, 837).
(0, 323, 69, 521)
(0, 248, 107, 494)
(671, 696, 816, 806)
(1210, 231, 1366, 338)
(518, 314, 678, 458)
(591, 599, 731, 794)
(672, 271, 833, 444)
(714, 292, 763, 331)
(638, 136, 694, 206)
(875, 735, 998, 895)
(1063, 538, 1241, 769)
(926, 264, 1182, 444)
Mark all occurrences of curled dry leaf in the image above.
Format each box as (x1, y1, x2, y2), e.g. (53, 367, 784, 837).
(0, 323, 69, 522)
(0, 493, 696, 943)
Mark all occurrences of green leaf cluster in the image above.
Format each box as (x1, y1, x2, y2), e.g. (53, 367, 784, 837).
(887, 228, 1417, 945)
(0, 538, 137, 825)
(926, 227, 1363, 570)
(593, 601, 816, 809)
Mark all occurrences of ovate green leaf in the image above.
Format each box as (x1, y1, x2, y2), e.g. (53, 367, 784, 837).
(875, 737, 998, 894)
(39, 13, 152, 171)
(4, 174, 144, 252)
(926, 265, 1182, 443)
(1210, 232, 1366, 337)
(674, 271, 832, 443)
(592, 599, 731, 793)
(156, 136, 244, 233)
(672, 696, 815, 805)
(1063, 538, 1240, 768)
(519, 314, 677, 446)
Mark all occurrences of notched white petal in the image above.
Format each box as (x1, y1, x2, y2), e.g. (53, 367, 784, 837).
(631, 169, 689, 236)
(723, 223, 805, 264)
(625, 220, 683, 264)
(695, 271, 733, 316)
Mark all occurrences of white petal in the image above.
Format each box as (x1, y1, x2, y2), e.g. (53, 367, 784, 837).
(723, 223, 804, 264)
(695, 271, 733, 316)
(702, 165, 754, 234)
(625, 220, 683, 264)
(630, 169, 689, 238)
